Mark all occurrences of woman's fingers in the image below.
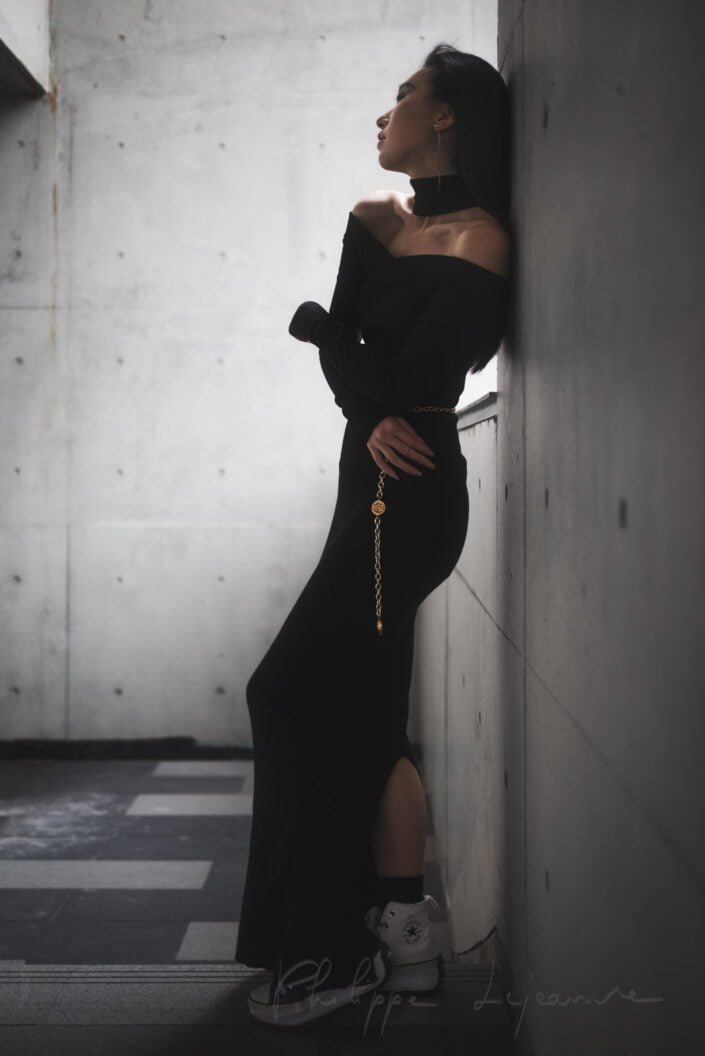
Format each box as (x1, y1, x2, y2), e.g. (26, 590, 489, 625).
(366, 415, 438, 479)
(379, 443, 423, 476)
(392, 435, 436, 469)
(372, 453, 400, 479)
(398, 423, 435, 456)
(390, 418, 434, 456)
(369, 442, 400, 478)
(386, 422, 436, 471)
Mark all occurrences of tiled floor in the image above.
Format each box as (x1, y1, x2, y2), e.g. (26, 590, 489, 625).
(0, 753, 518, 1054)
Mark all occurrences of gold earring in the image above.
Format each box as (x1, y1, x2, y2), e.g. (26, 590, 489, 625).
(434, 124, 442, 190)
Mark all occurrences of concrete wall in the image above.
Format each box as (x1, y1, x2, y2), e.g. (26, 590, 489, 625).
(411, 1, 705, 1053)
(0, 1, 498, 744)
(0, 0, 50, 92)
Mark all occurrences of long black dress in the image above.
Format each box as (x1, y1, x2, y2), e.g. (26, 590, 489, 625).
(235, 176, 510, 984)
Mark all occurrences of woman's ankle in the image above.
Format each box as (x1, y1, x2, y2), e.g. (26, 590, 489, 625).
(374, 872, 424, 909)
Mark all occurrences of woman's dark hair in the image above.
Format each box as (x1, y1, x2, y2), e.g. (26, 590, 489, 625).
(422, 43, 511, 233)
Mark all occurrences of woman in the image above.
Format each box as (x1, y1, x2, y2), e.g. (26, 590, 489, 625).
(236, 42, 511, 1029)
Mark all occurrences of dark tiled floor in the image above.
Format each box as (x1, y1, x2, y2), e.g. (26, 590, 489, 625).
(0, 754, 517, 1054)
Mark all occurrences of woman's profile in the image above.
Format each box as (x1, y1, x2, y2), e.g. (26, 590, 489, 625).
(236, 42, 511, 1028)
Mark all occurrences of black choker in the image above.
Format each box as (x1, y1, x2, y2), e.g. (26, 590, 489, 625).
(410, 173, 478, 216)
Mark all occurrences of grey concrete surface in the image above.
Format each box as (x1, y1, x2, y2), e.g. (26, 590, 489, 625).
(411, 3, 705, 1054)
(0, 0, 50, 94)
(0, 0, 496, 745)
(0, 757, 518, 1054)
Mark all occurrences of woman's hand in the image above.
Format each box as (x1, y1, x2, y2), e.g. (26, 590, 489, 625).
(288, 301, 326, 343)
(288, 306, 436, 479)
(367, 416, 436, 480)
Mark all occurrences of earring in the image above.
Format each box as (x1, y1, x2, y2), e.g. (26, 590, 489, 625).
(434, 124, 442, 191)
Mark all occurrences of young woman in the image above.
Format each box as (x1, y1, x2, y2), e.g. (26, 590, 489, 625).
(236, 42, 511, 1029)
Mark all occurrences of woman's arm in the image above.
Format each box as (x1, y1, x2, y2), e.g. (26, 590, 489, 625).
(317, 215, 392, 440)
(290, 269, 508, 410)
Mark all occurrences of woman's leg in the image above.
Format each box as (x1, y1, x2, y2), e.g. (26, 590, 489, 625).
(371, 756, 427, 875)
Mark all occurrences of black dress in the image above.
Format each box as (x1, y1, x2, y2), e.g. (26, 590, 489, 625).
(235, 176, 510, 984)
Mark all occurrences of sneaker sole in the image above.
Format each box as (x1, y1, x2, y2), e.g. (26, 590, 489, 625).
(247, 947, 389, 1028)
(379, 952, 445, 993)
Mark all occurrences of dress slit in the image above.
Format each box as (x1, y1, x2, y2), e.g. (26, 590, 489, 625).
(235, 415, 467, 977)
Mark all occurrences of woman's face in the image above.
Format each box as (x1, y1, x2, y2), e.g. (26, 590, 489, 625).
(376, 67, 454, 176)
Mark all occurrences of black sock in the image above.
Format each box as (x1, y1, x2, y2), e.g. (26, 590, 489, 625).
(375, 873, 424, 910)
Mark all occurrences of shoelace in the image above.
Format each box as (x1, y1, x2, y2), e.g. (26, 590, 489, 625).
(271, 953, 379, 1000)
(268, 947, 339, 1001)
(270, 966, 321, 1000)
(372, 894, 440, 934)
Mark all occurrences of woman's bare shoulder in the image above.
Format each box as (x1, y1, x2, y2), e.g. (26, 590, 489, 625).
(453, 216, 512, 277)
(350, 191, 407, 237)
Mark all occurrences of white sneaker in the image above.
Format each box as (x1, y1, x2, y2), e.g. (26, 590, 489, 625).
(247, 942, 391, 1028)
(363, 894, 444, 992)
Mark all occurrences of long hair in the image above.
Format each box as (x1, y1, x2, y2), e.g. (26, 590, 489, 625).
(422, 43, 511, 233)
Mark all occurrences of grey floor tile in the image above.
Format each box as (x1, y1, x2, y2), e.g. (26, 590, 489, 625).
(126, 793, 252, 816)
(56, 885, 242, 924)
(0, 1024, 318, 1056)
(0, 759, 517, 1052)
(317, 1023, 516, 1054)
(0, 889, 70, 922)
(151, 760, 253, 779)
(175, 921, 240, 961)
(0, 858, 212, 888)
(0, 921, 189, 964)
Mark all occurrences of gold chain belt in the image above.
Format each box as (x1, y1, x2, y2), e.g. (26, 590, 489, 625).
(371, 405, 458, 635)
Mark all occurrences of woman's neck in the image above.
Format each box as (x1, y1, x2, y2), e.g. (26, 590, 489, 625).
(409, 173, 478, 216)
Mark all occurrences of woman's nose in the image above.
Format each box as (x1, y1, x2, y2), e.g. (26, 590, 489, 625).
(377, 114, 389, 130)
